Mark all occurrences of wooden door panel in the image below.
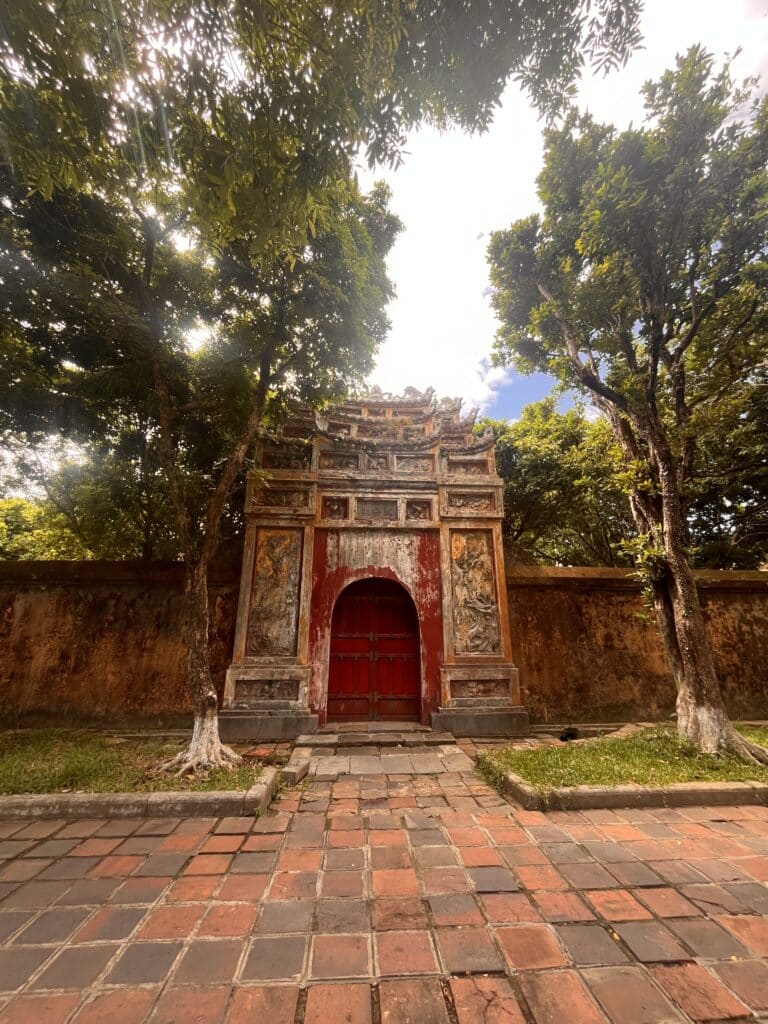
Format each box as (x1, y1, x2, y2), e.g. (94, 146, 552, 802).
(328, 578, 420, 721)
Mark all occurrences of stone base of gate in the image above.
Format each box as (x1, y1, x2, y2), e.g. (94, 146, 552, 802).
(219, 709, 319, 742)
(430, 705, 529, 737)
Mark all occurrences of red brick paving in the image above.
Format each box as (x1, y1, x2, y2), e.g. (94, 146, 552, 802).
(0, 771, 767, 1023)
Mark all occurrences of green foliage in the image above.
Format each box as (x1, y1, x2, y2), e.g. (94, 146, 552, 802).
(488, 48, 768, 572)
(478, 725, 768, 791)
(0, 498, 91, 560)
(483, 400, 634, 565)
(0, 729, 262, 793)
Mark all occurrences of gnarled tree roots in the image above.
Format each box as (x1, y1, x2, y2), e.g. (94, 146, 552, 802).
(162, 708, 243, 776)
(677, 704, 768, 765)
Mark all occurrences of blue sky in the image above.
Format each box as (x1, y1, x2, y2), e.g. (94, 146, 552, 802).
(359, 0, 768, 420)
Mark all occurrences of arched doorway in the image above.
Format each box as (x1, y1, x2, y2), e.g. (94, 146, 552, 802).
(328, 578, 421, 721)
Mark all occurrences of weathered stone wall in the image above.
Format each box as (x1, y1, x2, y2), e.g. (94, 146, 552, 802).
(2, 561, 767, 725)
(0, 562, 238, 723)
(507, 566, 768, 723)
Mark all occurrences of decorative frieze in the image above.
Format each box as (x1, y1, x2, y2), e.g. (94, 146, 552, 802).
(405, 500, 432, 521)
(262, 446, 311, 470)
(447, 458, 490, 476)
(357, 498, 398, 521)
(446, 492, 495, 512)
(396, 454, 434, 474)
(246, 528, 303, 656)
(450, 530, 502, 655)
(319, 452, 360, 472)
(252, 488, 309, 508)
(322, 496, 348, 520)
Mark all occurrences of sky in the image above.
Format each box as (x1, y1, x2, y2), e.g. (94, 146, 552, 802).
(358, 0, 768, 421)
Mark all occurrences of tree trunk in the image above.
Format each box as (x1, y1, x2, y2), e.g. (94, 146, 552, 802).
(655, 460, 768, 763)
(162, 559, 242, 774)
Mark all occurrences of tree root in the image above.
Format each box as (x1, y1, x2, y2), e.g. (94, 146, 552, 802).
(722, 729, 768, 766)
(161, 743, 243, 777)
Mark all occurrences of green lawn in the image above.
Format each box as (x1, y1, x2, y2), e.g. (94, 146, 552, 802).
(0, 729, 262, 794)
(478, 725, 768, 792)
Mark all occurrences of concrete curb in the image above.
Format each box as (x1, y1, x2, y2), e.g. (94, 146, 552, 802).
(0, 766, 280, 819)
(499, 770, 768, 811)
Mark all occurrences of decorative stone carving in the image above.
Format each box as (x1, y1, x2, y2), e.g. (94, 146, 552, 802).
(357, 421, 396, 439)
(365, 453, 389, 471)
(450, 530, 501, 655)
(356, 498, 398, 521)
(405, 500, 431, 521)
(319, 452, 359, 471)
(246, 528, 303, 656)
(262, 447, 311, 470)
(322, 496, 348, 520)
(396, 455, 433, 474)
(253, 489, 308, 508)
(447, 492, 494, 512)
(448, 459, 488, 476)
(403, 427, 424, 439)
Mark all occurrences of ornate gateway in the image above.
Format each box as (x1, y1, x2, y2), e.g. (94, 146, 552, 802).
(221, 388, 527, 739)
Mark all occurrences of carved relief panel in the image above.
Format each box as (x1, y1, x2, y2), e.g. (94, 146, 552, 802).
(449, 530, 501, 656)
(396, 455, 434, 474)
(246, 528, 303, 657)
(252, 488, 309, 508)
(321, 496, 348, 520)
(319, 452, 360, 472)
(446, 492, 495, 512)
(405, 500, 432, 521)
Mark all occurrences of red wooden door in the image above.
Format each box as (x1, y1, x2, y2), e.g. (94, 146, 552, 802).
(328, 578, 420, 720)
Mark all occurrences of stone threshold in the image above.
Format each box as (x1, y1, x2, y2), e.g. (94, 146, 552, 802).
(295, 730, 456, 752)
(500, 770, 768, 811)
(0, 766, 280, 819)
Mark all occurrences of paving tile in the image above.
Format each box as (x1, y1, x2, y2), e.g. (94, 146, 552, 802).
(634, 888, 701, 918)
(1, 881, 72, 909)
(376, 931, 437, 976)
(105, 941, 182, 985)
(136, 904, 203, 939)
(372, 869, 418, 897)
(450, 976, 525, 1024)
(73, 907, 146, 942)
(0, 914, 33, 943)
(198, 903, 258, 937)
(712, 958, 768, 1012)
(373, 897, 429, 931)
(216, 874, 268, 901)
(0, 993, 81, 1024)
(467, 866, 517, 892)
(519, 970, 606, 1024)
(71, 989, 156, 1024)
(555, 924, 628, 965)
(32, 944, 115, 990)
(585, 889, 652, 922)
(533, 891, 595, 922)
(164, 875, 219, 902)
(304, 983, 372, 1024)
(321, 871, 365, 898)
(149, 985, 230, 1024)
(428, 893, 483, 926)
(650, 963, 749, 1022)
(435, 926, 503, 973)
(226, 985, 299, 1024)
(325, 849, 365, 871)
(583, 965, 684, 1023)
(134, 854, 190, 877)
(606, 862, 663, 888)
(13, 907, 91, 945)
(109, 877, 170, 903)
(312, 934, 371, 979)
(316, 899, 369, 933)
(666, 918, 749, 958)
(241, 935, 307, 980)
(480, 893, 541, 923)
(56, 879, 120, 906)
(514, 864, 567, 890)
(269, 871, 317, 900)
(173, 940, 242, 984)
(256, 901, 313, 934)
(716, 913, 768, 955)
(496, 924, 567, 969)
(0, 947, 52, 992)
(378, 977, 449, 1024)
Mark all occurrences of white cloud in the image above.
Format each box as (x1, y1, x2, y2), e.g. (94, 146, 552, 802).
(359, 0, 768, 413)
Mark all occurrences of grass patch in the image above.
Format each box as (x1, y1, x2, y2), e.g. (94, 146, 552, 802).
(0, 729, 261, 794)
(478, 725, 768, 792)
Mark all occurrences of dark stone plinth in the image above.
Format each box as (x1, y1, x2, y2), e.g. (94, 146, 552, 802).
(219, 710, 319, 742)
(430, 706, 529, 737)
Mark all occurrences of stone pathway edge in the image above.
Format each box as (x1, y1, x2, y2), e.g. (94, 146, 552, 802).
(500, 770, 768, 811)
(0, 767, 281, 820)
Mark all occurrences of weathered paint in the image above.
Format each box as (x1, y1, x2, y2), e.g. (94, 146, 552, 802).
(308, 528, 443, 724)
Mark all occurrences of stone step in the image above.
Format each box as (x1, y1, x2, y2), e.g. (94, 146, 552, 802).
(294, 730, 455, 750)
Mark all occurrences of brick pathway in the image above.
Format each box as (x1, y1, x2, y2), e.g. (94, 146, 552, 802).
(1, 769, 768, 1023)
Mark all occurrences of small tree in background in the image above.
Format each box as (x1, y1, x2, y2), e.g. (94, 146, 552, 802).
(488, 48, 768, 760)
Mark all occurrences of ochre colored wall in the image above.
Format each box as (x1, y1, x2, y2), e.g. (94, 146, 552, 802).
(2, 561, 767, 725)
(0, 562, 238, 723)
(507, 566, 768, 723)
